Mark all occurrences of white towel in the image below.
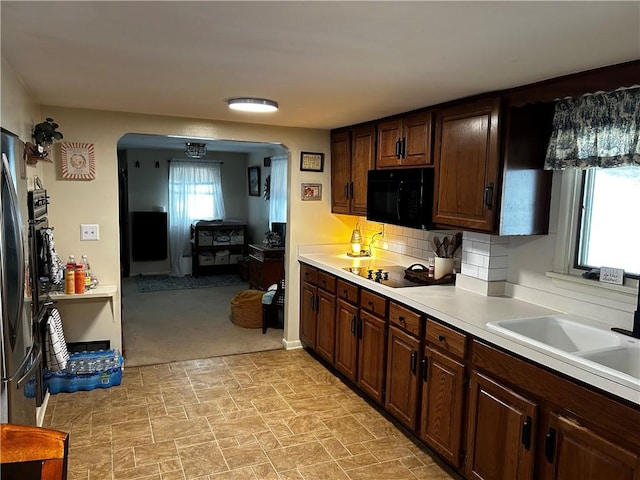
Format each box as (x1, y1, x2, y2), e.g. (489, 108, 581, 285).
(46, 308, 70, 371)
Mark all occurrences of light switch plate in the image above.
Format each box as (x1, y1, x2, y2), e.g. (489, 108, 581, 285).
(80, 224, 99, 241)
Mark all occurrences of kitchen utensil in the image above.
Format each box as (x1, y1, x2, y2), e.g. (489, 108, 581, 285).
(433, 236, 442, 257)
(442, 237, 450, 257)
(450, 232, 462, 257)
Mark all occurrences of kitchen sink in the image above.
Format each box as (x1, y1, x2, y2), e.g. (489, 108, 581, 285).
(577, 343, 640, 380)
(486, 316, 622, 353)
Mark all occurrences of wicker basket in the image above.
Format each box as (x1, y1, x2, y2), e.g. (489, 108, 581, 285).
(230, 290, 264, 328)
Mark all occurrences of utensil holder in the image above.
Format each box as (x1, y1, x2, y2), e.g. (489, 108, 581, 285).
(434, 257, 454, 280)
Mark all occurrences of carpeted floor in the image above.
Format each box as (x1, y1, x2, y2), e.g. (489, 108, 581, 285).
(121, 277, 283, 367)
(135, 273, 247, 293)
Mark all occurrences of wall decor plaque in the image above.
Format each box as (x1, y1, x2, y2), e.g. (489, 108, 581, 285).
(61, 142, 96, 180)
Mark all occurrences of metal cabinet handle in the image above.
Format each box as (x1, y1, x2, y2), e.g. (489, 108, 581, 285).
(544, 428, 556, 463)
(410, 351, 417, 374)
(351, 316, 356, 336)
(350, 182, 354, 199)
(521, 416, 532, 451)
(484, 182, 494, 209)
(438, 335, 446, 342)
(421, 358, 428, 381)
(400, 137, 406, 158)
(395, 139, 401, 159)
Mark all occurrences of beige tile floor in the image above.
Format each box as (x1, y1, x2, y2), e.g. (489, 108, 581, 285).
(44, 349, 460, 480)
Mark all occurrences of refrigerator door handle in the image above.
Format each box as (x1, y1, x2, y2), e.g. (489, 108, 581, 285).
(2, 344, 41, 385)
(16, 344, 42, 389)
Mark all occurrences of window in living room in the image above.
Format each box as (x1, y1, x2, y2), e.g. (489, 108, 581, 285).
(168, 160, 225, 276)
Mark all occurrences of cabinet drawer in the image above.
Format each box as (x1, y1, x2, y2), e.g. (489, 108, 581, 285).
(300, 264, 317, 285)
(389, 302, 421, 337)
(360, 290, 387, 317)
(317, 271, 336, 292)
(337, 279, 358, 304)
(426, 319, 467, 359)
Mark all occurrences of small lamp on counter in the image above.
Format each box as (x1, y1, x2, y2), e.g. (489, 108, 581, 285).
(347, 222, 369, 257)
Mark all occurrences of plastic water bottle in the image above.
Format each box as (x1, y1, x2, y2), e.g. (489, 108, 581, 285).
(82, 255, 92, 289)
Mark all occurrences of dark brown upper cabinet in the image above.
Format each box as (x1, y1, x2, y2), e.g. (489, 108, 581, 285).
(331, 125, 375, 216)
(377, 111, 433, 168)
(433, 97, 554, 235)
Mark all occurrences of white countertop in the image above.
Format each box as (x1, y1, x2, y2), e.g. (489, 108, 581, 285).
(298, 245, 640, 406)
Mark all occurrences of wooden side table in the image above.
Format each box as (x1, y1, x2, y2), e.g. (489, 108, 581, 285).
(248, 244, 285, 290)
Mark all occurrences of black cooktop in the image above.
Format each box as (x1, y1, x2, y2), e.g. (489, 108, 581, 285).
(342, 265, 423, 288)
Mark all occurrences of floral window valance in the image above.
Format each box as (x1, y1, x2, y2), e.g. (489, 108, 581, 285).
(544, 87, 640, 170)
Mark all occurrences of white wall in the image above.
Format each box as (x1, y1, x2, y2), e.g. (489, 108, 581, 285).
(0, 58, 44, 189)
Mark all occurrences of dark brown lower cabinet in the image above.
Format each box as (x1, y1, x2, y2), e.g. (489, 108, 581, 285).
(420, 346, 466, 468)
(299, 264, 640, 480)
(543, 414, 640, 480)
(385, 325, 421, 431)
(356, 310, 387, 404)
(334, 298, 358, 381)
(465, 371, 537, 480)
(315, 289, 336, 364)
(299, 280, 317, 349)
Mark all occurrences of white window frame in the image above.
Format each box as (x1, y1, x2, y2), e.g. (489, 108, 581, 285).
(550, 169, 638, 298)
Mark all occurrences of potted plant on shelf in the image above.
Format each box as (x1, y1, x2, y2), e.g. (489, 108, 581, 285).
(25, 117, 63, 164)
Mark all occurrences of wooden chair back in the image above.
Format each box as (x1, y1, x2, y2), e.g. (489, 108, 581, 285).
(1, 423, 69, 480)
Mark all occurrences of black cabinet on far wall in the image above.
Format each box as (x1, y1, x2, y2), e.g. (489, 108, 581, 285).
(191, 221, 247, 277)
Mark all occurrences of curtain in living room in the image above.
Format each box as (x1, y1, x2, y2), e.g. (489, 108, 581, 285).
(268, 155, 288, 226)
(168, 160, 225, 276)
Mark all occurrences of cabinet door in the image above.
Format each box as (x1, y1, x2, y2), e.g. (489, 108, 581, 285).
(403, 111, 433, 166)
(334, 299, 359, 381)
(465, 371, 537, 480)
(433, 98, 500, 231)
(331, 130, 351, 214)
(300, 281, 317, 349)
(356, 310, 386, 404)
(420, 346, 465, 468)
(377, 118, 403, 168)
(543, 414, 640, 480)
(385, 325, 421, 431)
(351, 125, 375, 215)
(315, 289, 337, 364)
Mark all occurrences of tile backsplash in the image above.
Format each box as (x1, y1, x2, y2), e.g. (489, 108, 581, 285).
(461, 231, 509, 281)
(358, 218, 510, 281)
(359, 218, 461, 267)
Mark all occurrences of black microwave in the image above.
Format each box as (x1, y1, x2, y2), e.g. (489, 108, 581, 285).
(366, 168, 434, 229)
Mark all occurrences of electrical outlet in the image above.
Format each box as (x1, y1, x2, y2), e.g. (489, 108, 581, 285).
(80, 224, 99, 241)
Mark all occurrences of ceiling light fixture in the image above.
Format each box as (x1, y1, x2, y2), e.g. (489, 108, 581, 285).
(185, 142, 207, 158)
(227, 98, 278, 113)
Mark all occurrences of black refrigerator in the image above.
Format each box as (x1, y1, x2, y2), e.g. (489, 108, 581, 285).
(0, 128, 40, 426)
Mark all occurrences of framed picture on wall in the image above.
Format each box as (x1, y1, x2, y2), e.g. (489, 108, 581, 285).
(61, 142, 96, 180)
(248, 166, 261, 196)
(300, 152, 324, 172)
(301, 183, 322, 201)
